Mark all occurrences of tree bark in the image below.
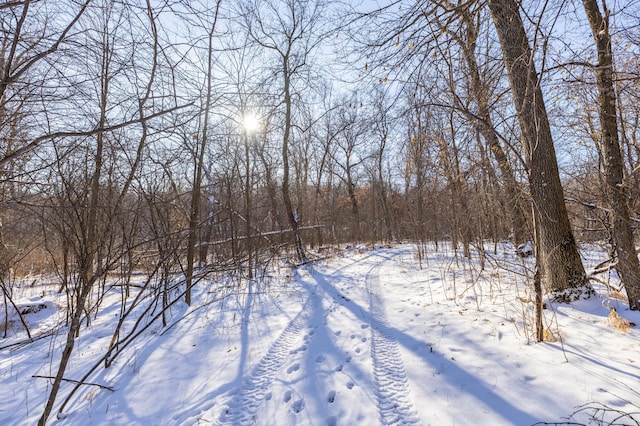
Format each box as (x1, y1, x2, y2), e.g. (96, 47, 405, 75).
(487, 0, 587, 293)
(582, 0, 640, 309)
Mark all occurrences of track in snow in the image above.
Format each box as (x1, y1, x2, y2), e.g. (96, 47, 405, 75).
(367, 255, 420, 425)
(218, 293, 317, 425)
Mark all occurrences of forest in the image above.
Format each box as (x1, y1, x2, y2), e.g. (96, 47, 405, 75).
(1, 0, 640, 424)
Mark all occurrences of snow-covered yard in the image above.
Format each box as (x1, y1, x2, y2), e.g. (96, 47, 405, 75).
(1, 243, 639, 425)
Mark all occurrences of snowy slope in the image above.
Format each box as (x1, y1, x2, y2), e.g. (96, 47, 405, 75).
(1, 243, 639, 425)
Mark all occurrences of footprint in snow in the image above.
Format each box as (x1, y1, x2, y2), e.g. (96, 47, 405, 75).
(350, 334, 356, 339)
(284, 390, 292, 403)
(346, 381, 355, 389)
(327, 390, 336, 403)
(316, 355, 325, 363)
(264, 392, 272, 401)
(335, 330, 342, 336)
(292, 399, 305, 413)
(361, 337, 367, 342)
(360, 324, 369, 329)
(287, 363, 300, 374)
(335, 364, 343, 372)
(291, 344, 307, 354)
(345, 354, 352, 363)
(355, 347, 361, 353)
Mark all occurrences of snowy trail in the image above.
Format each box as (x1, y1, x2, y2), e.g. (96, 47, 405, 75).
(217, 292, 319, 425)
(300, 250, 421, 425)
(4, 244, 640, 425)
(366, 254, 420, 425)
(215, 250, 422, 425)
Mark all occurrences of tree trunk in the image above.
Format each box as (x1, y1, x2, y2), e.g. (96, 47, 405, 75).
(198, 166, 216, 266)
(452, 7, 529, 246)
(377, 143, 393, 242)
(260, 152, 279, 232)
(448, 112, 471, 258)
(185, 2, 221, 305)
(40, 11, 110, 419)
(282, 57, 306, 262)
(346, 166, 360, 241)
(582, 0, 640, 309)
(487, 0, 587, 294)
(244, 130, 253, 279)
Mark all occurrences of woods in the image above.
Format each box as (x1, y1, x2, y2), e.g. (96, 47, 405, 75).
(1, 0, 640, 423)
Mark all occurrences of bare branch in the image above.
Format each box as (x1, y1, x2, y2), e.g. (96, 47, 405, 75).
(0, 102, 193, 168)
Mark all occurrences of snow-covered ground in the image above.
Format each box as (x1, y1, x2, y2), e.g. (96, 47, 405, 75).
(1, 243, 639, 425)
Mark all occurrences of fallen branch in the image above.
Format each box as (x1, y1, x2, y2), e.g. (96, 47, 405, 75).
(588, 276, 623, 293)
(588, 247, 640, 277)
(32, 375, 114, 392)
(0, 327, 59, 352)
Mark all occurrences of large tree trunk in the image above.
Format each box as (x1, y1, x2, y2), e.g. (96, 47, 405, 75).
(487, 0, 587, 293)
(582, 0, 640, 309)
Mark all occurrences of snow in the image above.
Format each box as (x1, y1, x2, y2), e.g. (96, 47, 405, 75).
(1, 243, 640, 425)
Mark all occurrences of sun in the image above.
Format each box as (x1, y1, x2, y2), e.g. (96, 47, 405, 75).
(242, 111, 260, 134)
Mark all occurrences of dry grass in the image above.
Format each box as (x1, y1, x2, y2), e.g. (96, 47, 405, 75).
(543, 328, 559, 342)
(0, 320, 18, 336)
(12, 246, 56, 276)
(610, 290, 628, 302)
(608, 308, 631, 333)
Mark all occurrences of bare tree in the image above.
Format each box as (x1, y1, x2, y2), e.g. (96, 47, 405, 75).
(242, 0, 327, 262)
(486, 0, 588, 295)
(581, 0, 640, 309)
(369, 87, 395, 242)
(327, 95, 371, 242)
(437, 3, 530, 247)
(0, 1, 92, 169)
(184, 1, 222, 305)
(38, 0, 168, 421)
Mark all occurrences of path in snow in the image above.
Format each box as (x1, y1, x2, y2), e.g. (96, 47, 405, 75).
(217, 250, 421, 425)
(5, 245, 640, 425)
(218, 292, 319, 425)
(366, 254, 420, 425)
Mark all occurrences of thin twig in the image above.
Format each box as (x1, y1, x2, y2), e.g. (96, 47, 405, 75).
(32, 375, 114, 391)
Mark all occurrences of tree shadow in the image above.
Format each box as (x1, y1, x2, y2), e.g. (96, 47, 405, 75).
(303, 252, 540, 425)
